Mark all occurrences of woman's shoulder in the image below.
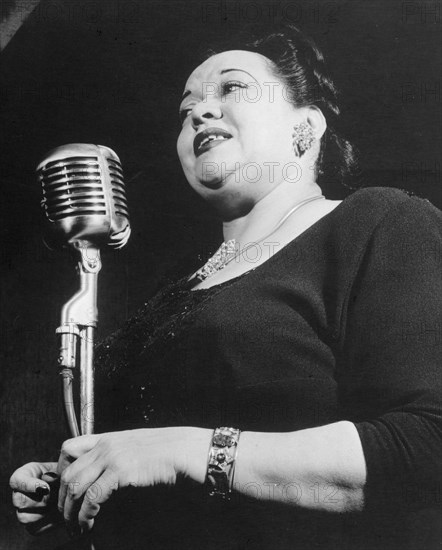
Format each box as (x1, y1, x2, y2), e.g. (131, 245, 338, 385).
(321, 186, 442, 277)
(342, 185, 440, 215)
(309, 186, 441, 265)
(336, 186, 441, 234)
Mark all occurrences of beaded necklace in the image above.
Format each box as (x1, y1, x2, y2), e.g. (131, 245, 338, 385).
(192, 194, 325, 283)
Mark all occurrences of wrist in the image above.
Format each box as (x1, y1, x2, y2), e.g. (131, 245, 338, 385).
(229, 430, 255, 490)
(176, 427, 213, 484)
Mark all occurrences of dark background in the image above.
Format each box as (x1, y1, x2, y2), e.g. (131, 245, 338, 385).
(0, 0, 441, 548)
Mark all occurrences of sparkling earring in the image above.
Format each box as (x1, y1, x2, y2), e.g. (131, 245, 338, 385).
(292, 122, 315, 156)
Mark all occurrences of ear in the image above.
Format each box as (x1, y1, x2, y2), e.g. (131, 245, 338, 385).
(305, 106, 327, 140)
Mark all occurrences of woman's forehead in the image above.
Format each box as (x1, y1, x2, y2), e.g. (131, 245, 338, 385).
(184, 50, 273, 87)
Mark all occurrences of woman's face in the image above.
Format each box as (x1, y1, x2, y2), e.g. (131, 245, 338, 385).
(176, 50, 305, 215)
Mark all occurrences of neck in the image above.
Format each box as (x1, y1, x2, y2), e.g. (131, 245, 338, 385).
(222, 180, 324, 244)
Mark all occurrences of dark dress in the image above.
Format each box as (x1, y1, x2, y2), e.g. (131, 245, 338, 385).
(91, 186, 442, 550)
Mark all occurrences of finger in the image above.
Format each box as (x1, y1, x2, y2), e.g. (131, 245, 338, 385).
(26, 519, 54, 536)
(10, 462, 57, 494)
(12, 491, 50, 509)
(58, 453, 103, 524)
(12, 470, 60, 510)
(78, 469, 119, 531)
(13, 488, 43, 507)
(41, 471, 60, 501)
(25, 518, 55, 536)
(16, 509, 50, 523)
(10, 463, 62, 536)
(13, 474, 60, 521)
(12, 484, 50, 507)
(41, 471, 60, 484)
(57, 435, 100, 476)
(24, 508, 64, 536)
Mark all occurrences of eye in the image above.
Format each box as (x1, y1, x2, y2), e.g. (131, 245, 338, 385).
(179, 108, 192, 123)
(221, 80, 247, 95)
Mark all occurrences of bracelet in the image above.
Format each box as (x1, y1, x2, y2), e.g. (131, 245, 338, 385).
(206, 427, 241, 500)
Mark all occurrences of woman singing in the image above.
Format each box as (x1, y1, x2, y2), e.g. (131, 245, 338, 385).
(10, 24, 442, 550)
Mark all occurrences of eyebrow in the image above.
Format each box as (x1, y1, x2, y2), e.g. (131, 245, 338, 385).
(220, 68, 256, 79)
(180, 68, 256, 102)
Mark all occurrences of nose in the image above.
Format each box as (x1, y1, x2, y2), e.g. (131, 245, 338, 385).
(191, 100, 222, 129)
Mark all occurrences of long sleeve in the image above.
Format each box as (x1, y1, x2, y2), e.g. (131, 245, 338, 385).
(338, 192, 442, 512)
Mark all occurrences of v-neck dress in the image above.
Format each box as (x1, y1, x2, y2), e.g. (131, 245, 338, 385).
(92, 186, 442, 550)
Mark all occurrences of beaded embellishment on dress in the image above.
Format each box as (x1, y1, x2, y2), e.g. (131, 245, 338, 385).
(193, 239, 237, 282)
(93, 273, 246, 431)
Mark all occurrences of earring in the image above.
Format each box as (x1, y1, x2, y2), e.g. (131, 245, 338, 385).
(292, 122, 315, 156)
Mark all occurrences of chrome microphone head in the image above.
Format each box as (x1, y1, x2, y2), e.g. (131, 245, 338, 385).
(36, 144, 131, 249)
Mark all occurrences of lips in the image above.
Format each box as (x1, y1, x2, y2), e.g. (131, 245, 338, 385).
(193, 127, 233, 157)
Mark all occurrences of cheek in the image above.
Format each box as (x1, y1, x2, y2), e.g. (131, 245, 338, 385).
(236, 110, 275, 146)
(176, 136, 197, 183)
(176, 132, 189, 165)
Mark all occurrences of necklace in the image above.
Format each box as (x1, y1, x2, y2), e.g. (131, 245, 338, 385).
(192, 194, 325, 283)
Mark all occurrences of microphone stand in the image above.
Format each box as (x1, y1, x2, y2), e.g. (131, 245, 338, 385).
(56, 242, 101, 437)
(56, 242, 101, 550)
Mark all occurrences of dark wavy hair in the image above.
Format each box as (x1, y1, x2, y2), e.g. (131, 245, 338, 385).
(198, 24, 361, 193)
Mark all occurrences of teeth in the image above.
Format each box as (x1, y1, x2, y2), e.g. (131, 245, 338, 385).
(199, 134, 229, 149)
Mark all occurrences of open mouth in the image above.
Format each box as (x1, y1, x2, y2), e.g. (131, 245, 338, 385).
(193, 127, 232, 157)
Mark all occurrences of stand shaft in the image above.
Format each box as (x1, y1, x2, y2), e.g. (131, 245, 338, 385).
(80, 326, 95, 435)
(57, 244, 101, 437)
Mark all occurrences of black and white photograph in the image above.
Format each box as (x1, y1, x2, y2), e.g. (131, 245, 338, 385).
(1, 0, 441, 548)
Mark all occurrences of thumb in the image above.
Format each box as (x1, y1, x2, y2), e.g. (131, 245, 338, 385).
(41, 471, 60, 484)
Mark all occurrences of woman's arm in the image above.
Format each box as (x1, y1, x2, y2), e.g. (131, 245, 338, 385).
(184, 421, 367, 511)
(11, 421, 366, 535)
(232, 421, 366, 512)
(337, 192, 442, 512)
(55, 420, 366, 532)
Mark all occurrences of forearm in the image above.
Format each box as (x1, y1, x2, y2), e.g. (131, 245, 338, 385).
(230, 421, 366, 512)
(49, 421, 367, 531)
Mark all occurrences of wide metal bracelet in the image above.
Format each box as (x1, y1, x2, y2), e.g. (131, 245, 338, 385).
(206, 427, 241, 500)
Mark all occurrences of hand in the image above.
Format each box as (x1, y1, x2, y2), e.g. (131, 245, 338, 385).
(57, 427, 212, 532)
(10, 462, 63, 535)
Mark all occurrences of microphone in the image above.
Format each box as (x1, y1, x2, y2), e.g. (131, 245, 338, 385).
(36, 144, 131, 437)
(36, 143, 130, 249)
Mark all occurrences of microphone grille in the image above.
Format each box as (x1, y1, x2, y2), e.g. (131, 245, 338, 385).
(37, 155, 106, 222)
(107, 156, 129, 219)
(36, 144, 130, 249)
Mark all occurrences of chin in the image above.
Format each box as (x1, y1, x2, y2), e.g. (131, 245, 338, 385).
(201, 189, 255, 221)
(195, 152, 240, 182)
